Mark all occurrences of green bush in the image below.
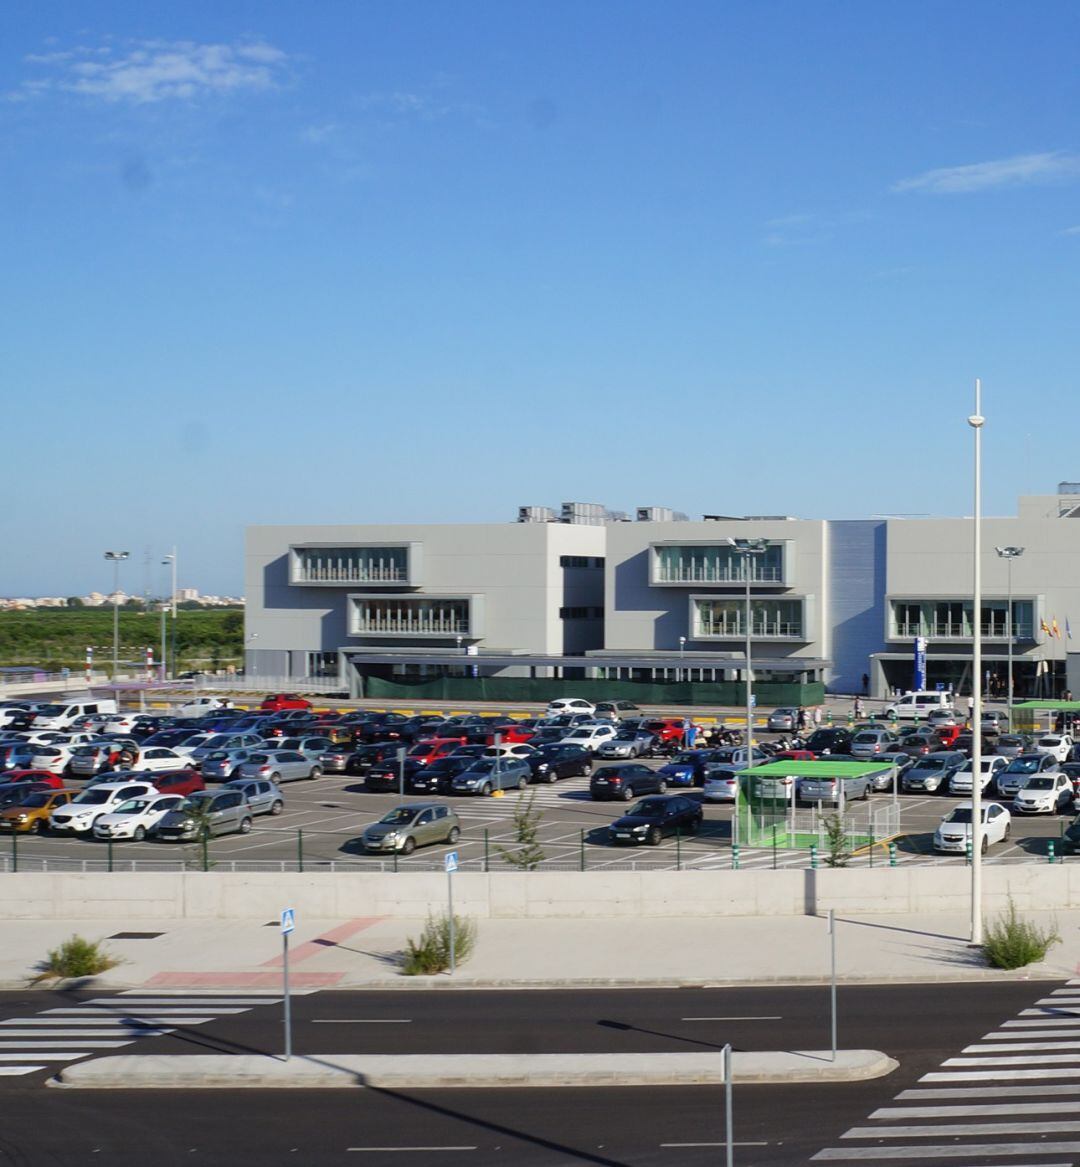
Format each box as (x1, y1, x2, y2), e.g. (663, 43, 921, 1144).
(983, 900, 1061, 969)
(41, 935, 120, 979)
(822, 813, 851, 868)
(496, 790, 546, 870)
(402, 913, 477, 975)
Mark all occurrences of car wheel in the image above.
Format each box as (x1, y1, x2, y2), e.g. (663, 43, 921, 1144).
(687, 816, 700, 835)
(582, 762, 592, 776)
(1003, 823, 1011, 840)
(656, 779, 668, 793)
(270, 800, 284, 816)
(400, 836, 416, 855)
(546, 770, 559, 784)
(646, 827, 662, 847)
(270, 772, 281, 782)
(516, 776, 527, 790)
(309, 766, 322, 780)
(238, 817, 253, 834)
(32, 819, 45, 835)
(617, 785, 633, 801)
(447, 826, 460, 844)
(981, 835, 989, 855)
(481, 783, 493, 797)
(133, 825, 146, 842)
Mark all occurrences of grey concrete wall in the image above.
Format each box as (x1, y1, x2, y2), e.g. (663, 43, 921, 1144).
(3, 868, 1074, 920)
(827, 521, 886, 694)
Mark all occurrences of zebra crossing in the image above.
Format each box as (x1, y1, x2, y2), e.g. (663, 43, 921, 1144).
(0, 989, 296, 1077)
(813, 979, 1080, 1162)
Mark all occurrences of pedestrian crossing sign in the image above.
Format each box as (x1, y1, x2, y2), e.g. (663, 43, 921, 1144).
(280, 908, 296, 934)
(444, 851, 459, 873)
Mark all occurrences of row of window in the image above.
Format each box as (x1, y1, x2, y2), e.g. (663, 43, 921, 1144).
(559, 556, 605, 569)
(559, 606, 604, 619)
(692, 598, 805, 640)
(294, 546, 409, 583)
(891, 600, 1035, 640)
(653, 544, 786, 584)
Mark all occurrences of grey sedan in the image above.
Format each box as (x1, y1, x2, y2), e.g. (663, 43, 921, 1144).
(236, 750, 322, 784)
(767, 707, 798, 732)
(450, 758, 531, 796)
(901, 751, 967, 794)
(361, 803, 461, 854)
(222, 777, 285, 815)
(201, 748, 259, 781)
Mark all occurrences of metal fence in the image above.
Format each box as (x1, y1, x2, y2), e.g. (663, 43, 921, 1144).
(193, 676, 347, 695)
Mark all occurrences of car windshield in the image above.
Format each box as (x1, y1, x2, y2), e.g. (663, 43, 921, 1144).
(115, 799, 149, 814)
(673, 753, 697, 763)
(20, 793, 52, 808)
(853, 734, 878, 743)
(72, 789, 110, 805)
(467, 760, 497, 773)
(246, 754, 270, 765)
(1007, 759, 1039, 773)
(920, 759, 947, 770)
(632, 799, 667, 817)
(1039, 739, 1062, 747)
(1026, 777, 1055, 790)
(183, 794, 213, 810)
(35, 705, 64, 716)
(379, 809, 417, 825)
(944, 808, 978, 824)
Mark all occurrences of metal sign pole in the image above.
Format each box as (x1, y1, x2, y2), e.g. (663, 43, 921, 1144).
(829, 908, 837, 1061)
(448, 866, 456, 975)
(723, 1041, 734, 1167)
(398, 747, 406, 800)
(280, 908, 295, 1061)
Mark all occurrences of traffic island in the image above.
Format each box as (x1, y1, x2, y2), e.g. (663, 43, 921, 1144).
(51, 1049, 898, 1089)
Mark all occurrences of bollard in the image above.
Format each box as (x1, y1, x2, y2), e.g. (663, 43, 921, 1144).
(809, 843, 818, 869)
(393, 845, 398, 873)
(888, 841, 897, 867)
(772, 824, 778, 870)
(1049, 840, 1057, 865)
(868, 829, 874, 868)
(580, 828, 586, 872)
(10, 829, 16, 873)
(676, 827, 682, 871)
(484, 828, 490, 873)
(107, 837, 114, 873)
(731, 842, 740, 870)
(297, 828, 304, 874)
(201, 825, 209, 872)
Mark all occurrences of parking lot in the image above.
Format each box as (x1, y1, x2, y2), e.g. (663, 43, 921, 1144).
(2, 753, 1075, 874)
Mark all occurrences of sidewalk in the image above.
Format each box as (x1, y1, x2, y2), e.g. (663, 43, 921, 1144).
(7, 907, 1079, 991)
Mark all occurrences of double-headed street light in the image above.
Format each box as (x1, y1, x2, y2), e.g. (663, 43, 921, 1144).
(103, 551, 130, 681)
(968, 382, 985, 946)
(726, 537, 768, 765)
(162, 549, 178, 679)
(995, 546, 1024, 732)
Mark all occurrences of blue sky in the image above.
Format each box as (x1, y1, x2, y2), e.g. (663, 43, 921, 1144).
(4, 1, 1080, 597)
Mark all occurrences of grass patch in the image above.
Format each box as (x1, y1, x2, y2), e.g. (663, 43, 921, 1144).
(402, 913, 477, 975)
(983, 899, 1061, 969)
(38, 935, 120, 980)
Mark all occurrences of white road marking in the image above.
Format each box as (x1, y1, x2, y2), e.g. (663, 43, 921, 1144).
(0, 1066, 45, 1076)
(347, 1147, 477, 1153)
(118, 988, 301, 996)
(900, 1084, 1080, 1099)
(1022, 1008, 1080, 1017)
(923, 1067, 1080, 1081)
(965, 1041, 1080, 1052)
(1004, 1018, 1080, 1027)
(311, 1019, 411, 1024)
(871, 1101, 1080, 1118)
(0, 1052, 93, 1061)
(817, 1150, 1080, 1162)
(944, 1054, 1080, 1066)
(94, 998, 280, 1007)
(661, 1142, 768, 1148)
(681, 1016, 782, 1021)
(0, 1040, 132, 1049)
(986, 1030, 1080, 1040)
(845, 1119, 1080, 1137)
(44, 1007, 246, 1015)
(0, 1019, 175, 1029)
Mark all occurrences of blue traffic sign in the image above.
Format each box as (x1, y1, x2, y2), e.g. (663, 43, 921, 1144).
(444, 851, 459, 873)
(280, 908, 296, 934)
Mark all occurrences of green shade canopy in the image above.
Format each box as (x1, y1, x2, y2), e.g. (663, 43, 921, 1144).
(1012, 701, 1080, 711)
(734, 760, 893, 778)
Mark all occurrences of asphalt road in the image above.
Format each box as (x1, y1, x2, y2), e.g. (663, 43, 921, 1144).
(0, 982, 1057, 1166)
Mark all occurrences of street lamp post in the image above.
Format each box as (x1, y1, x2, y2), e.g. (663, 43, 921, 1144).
(162, 550, 177, 679)
(968, 381, 985, 946)
(995, 546, 1024, 732)
(726, 537, 768, 757)
(679, 636, 686, 683)
(103, 551, 129, 681)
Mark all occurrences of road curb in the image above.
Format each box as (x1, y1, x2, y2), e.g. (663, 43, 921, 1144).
(50, 1049, 899, 1090)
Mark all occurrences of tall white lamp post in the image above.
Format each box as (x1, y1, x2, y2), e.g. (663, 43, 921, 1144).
(103, 551, 130, 681)
(969, 382, 985, 946)
(995, 546, 1024, 732)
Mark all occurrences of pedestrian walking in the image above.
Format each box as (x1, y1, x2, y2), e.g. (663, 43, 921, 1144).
(813, 706, 822, 727)
(966, 694, 975, 725)
(853, 696, 863, 719)
(797, 706, 808, 732)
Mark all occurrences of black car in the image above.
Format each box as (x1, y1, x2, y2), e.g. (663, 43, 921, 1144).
(531, 743, 592, 782)
(408, 755, 475, 795)
(398, 715, 447, 743)
(344, 743, 403, 776)
(1062, 815, 1080, 855)
(0, 781, 52, 810)
(142, 728, 203, 750)
(608, 795, 702, 846)
(344, 712, 410, 744)
(590, 763, 666, 801)
(804, 728, 854, 756)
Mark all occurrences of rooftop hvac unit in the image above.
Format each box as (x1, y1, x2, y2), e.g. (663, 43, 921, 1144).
(560, 501, 607, 525)
(517, 506, 557, 523)
(606, 510, 631, 522)
(1059, 482, 1080, 495)
(636, 507, 689, 522)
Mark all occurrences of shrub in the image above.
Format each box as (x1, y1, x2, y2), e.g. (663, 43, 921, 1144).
(823, 813, 850, 868)
(496, 790, 546, 870)
(402, 913, 477, 975)
(983, 900, 1061, 969)
(41, 935, 120, 979)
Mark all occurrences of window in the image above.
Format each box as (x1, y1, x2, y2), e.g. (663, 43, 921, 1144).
(693, 598, 805, 638)
(559, 606, 604, 619)
(654, 544, 784, 584)
(560, 556, 605, 569)
(293, 546, 409, 583)
(350, 595, 473, 636)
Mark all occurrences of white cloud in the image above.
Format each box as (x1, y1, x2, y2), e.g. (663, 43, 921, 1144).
(894, 151, 1080, 194)
(17, 37, 289, 104)
(1063, 225, 1080, 236)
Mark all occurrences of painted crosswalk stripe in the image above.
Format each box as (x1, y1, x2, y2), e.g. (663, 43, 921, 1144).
(0, 1066, 45, 1076)
(0, 1019, 175, 1029)
(98, 997, 281, 1006)
(1004, 1018, 1080, 1027)
(816, 1149, 1080, 1162)
(900, 1084, 1080, 1099)
(1022, 1007, 1080, 1016)
(43, 1006, 248, 1015)
(871, 1101, 1080, 1118)
(845, 1119, 1080, 1137)
(0, 1040, 132, 1049)
(922, 1067, 1080, 1081)
(966, 1041, 1080, 1052)
(0, 1030, 164, 1038)
(986, 1030, 1080, 1040)
(0, 1053, 93, 1061)
(118, 988, 297, 996)
(944, 1054, 1080, 1066)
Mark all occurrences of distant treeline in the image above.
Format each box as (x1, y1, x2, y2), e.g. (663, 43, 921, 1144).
(0, 609, 244, 670)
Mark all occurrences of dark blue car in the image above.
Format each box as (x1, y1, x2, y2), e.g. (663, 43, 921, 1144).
(656, 751, 712, 788)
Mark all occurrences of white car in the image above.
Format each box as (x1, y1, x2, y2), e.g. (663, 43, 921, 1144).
(170, 734, 217, 758)
(545, 698, 597, 717)
(95, 713, 139, 735)
(482, 744, 539, 761)
(1033, 735, 1073, 764)
(49, 780, 158, 835)
(129, 746, 187, 773)
(559, 723, 617, 752)
(949, 755, 1007, 796)
(172, 697, 230, 720)
(28, 743, 79, 775)
(92, 794, 184, 841)
(703, 769, 741, 802)
(1013, 772, 1074, 815)
(933, 802, 1011, 854)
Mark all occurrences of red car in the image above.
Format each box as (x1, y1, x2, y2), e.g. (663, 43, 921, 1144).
(259, 693, 313, 712)
(405, 737, 468, 766)
(644, 718, 686, 746)
(152, 770, 206, 797)
(772, 750, 816, 762)
(484, 722, 535, 746)
(3, 769, 64, 790)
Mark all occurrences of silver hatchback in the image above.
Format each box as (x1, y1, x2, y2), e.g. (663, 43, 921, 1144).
(236, 750, 321, 784)
(222, 778, 285, 816)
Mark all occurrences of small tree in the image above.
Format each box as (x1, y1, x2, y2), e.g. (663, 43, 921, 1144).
(496, 790, 546, 870)
(822, 813, 850, 868)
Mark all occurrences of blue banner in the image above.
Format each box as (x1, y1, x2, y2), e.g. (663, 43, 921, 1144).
(913, 636, 927, 691)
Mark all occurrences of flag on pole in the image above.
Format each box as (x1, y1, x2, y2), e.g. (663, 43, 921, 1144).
(1053, 618, 1062, 640)
(1068, 617, 1073, 641)
(1041, 617, 1052, 637)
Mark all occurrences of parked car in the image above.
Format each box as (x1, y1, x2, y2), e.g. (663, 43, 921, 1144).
(1, 769, 64, 790)
(996, 754, 1060, 798)
(92, 794, 185, 841)
(406, 755, 475, 795)
(593, 701, 640, 721)
(981, 711, 1008, 732)
(934, 802, 1011, 854)
(27, 743, 80, 776)
(804, 728, 854, 756)
(546, 698, 597, 717)
(797, 772, 872, 805)
(707, 745, 768, 769)
(642, 718, 687, 747)
(656, 751, 713, 788)
(926, 708, 960, 728)
(884, 691, 953, 720)
(186, 733, 266, 768)
(259, 694, 313, 712)
(702, 768, 741, 802)
(200, 748, 260, 782)
(152, 770, 206, 798)
(530, 743, 593, 783)
(324, 742, 400, 776)
(994, 734, 1032, 760)
(0, 780, 56, 811)
(901, 752, 967, 794)
(173, 697, 231, 720)
(1033, 735, 1073, 764)
(1061, 762, 1080, 796)
(608, 795, 702, 846)
(235, 750, 321, 783)
(450, 758, 531, 796)
(558, 723, 618, 753)
(850, 729, 900, 759)
(156, 789, 254, 840)
(270, 735, 336, 759)
(949, 755, 1008, 796)
(361, 803, 461, 854)
(48, 779, 158, 835)
(0, 788, 74, 834)
(590, 763, 666, 801)
(871, 752, 914, 791)
(222, 777, 285, 816)
(767, 707, 799, 732)
(595, 725, 658, 759)
(1012, 772, 1074, 815)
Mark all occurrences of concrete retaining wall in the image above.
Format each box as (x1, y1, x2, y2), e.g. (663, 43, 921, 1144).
(3, 867, 1080, 921)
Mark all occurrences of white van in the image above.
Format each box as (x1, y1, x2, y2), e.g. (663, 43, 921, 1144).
(29, 698, 118, 731)
(884, 691, 952, 721)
